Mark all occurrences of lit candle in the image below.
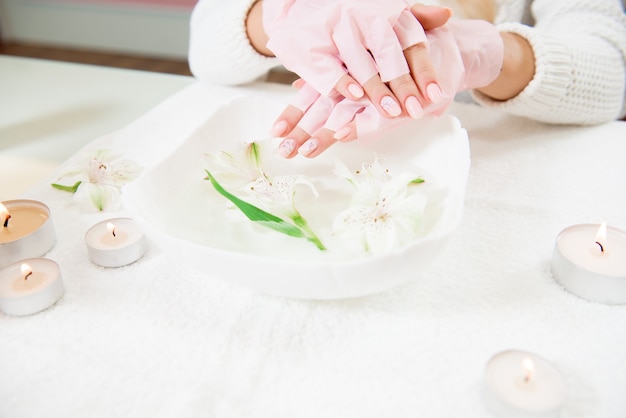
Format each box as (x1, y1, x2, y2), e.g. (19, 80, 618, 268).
(0, 200, 56, 269)
(484, 350, 566, 418)
(85, 218, 147, 267)
(551, 223, 626, 304)
(0, 258, 64, 316)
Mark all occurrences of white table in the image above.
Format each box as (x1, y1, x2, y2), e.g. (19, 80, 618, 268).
(1, 57, 626, 418)
(0, 56, 194, 200)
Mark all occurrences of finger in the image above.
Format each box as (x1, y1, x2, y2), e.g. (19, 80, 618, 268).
(291, 78, 306, 89)
(324, 98, 368, 132)
(271, 105, 304, 138)
(387, 73, 424, 119)
(332, 30, 379, 87)
(297, 128, 337, 158)
(361, 15, 410, 83)
(277, 126, 312, 159)
(297, 94, 339, 135)
(271, 83, 319, 137)
(333, 122, 358, 143)
(410, 4, 453, 30)
(404, 42, 443, 104)
(333, 74, 365, 101)
(362, 74, 403, 118)
(393, 9, 428, 50)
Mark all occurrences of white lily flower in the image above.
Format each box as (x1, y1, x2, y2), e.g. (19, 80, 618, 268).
(333, 160, 427, 255)
(204, 140, 270, 188)
(244, 174, 318, 219)
(54, 149, 142, 211)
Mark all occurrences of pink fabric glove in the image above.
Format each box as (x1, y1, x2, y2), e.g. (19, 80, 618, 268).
(289, 19, 504, 139)
(263, 0, 427, 95)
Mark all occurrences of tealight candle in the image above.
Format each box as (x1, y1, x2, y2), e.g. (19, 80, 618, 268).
(551, 223, 626, 304)
(0, 258, 64, 316)
(0, 200, 57, 269)
(85, 218, 147, 267)
(484, 350, 566, 418)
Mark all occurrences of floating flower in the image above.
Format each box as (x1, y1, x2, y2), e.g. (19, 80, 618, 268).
(205, 140, 325, 250)
(332, 159, 427, 255)
(52, 149, 142, 211)
(244, 174, 318, 219)
(204, 140, 271, 189)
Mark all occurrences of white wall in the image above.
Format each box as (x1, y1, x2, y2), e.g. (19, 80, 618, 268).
(0, 0, 193, 58)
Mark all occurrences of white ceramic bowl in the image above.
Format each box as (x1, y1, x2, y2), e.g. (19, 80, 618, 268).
(124, 96, 470, 299)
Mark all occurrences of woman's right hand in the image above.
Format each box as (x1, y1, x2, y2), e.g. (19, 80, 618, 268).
(272, 16, 505, 159)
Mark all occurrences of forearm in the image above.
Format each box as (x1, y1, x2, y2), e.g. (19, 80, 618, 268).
(475, 31, 535, 101)
(188, 0, 278, 85)
(246, 0, 274, 57)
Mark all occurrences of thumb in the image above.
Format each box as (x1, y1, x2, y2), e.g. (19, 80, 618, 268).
(410, 4, 453, 31)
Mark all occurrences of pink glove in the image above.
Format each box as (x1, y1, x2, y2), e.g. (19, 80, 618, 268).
(284, 19, 504, 153)
(263, 0, 427, 95)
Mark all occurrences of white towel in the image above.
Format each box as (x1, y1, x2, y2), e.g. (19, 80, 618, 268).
(1, 81, 625, 418)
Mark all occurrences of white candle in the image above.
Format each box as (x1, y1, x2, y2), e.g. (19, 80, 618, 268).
(551, 223, 626, 304)
(484, 350, 566, 418)
(0, 258, 64, 316)
(85, 218, 146, 267)
(0, 200, 56, 269)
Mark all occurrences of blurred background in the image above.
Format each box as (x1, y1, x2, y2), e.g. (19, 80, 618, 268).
(0, 0, 196, 75)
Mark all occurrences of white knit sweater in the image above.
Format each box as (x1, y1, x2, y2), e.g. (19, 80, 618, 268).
(188, 0, 626, 125)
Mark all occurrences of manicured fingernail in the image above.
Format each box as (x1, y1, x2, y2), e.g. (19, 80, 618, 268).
(271, 120, 289, 137)
(426, 83, 443, 103)
(405, 96, 424, 119)
(380, 96, 401, 117)
(278, 139, 296, 158)
(334, 126, 352, 141)
(347, 83, 364, 99)
(298, 138, 318, 156)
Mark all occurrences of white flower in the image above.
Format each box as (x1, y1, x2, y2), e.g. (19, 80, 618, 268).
(333, 160, 427, 255)
(204, 140, 270, 189)
(54, 149, 142, 211)
(244, 174, 318, 219)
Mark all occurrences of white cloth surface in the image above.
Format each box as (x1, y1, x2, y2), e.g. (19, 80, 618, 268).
(1, 81, 626, 417)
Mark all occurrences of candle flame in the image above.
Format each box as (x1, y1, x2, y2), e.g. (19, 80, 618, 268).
(0, 203, 10, 227)
(21, 263, 33, 280)
(106, 222, 117, 237)
(522, 357, 535, 383)
(595, 222, 607, 253)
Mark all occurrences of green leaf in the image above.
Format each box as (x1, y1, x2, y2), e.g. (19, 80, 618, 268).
(51, 181, 82, 193)
(204, 170, 306, 240)
(409, 178, 425, 185)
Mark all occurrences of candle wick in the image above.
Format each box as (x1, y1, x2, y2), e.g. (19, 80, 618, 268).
(24, 271, 32, 281)
(595, 241, 604, 253)
(2, 214, 10, 228)
(112, 230, 117, 237)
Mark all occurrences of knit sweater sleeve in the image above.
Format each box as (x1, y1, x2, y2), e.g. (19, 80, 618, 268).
(472, 0, 626, 125)
(188, 0, 281, 85)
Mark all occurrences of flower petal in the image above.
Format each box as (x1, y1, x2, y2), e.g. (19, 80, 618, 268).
(73, 183, 121, 212)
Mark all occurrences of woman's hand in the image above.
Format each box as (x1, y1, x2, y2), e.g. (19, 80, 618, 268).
(270, 3, 455, 158)
(273, 17, 505, 158)
(263, 0, 452, 118)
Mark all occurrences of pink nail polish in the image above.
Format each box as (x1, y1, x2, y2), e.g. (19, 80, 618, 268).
(380, 96, 401, 117)
(271, 120, 288, 137)
(426, 83, 443, 103)
(333, 126, 352, 141)
(405, 96, 423, 119)
(347, 83, 364, 99)
(298, 139, 318, 156)
(278, 139, 296, 158)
